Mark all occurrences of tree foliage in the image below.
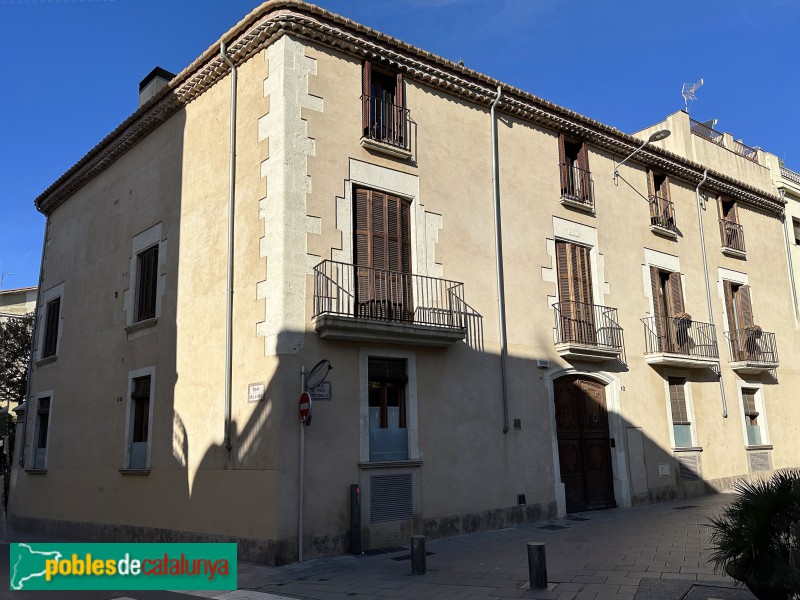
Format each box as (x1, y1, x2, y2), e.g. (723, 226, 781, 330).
(0, 313, 33, 406)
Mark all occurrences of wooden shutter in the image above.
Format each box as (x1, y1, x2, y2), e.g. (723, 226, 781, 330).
(668, 377, 690, 425)
(42, 297, 60, 358)
(558, 133, 568, 194)
(667, 272, 685, 316)
(576, 142, 591, 201)
(735, 285, 754, 328)
(647, 169, 655, 198)
(650, 267, 665, 349)
(556, 241, 593, 343)
(662, 175, 672, 202)
(362, 61, 372, 136)
(394, 72, 404, 143)
(723, 280, 737, 333)
(741, 389, 758, 417)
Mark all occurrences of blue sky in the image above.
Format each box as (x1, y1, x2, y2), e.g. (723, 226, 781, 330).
(1, 0, 798, 289)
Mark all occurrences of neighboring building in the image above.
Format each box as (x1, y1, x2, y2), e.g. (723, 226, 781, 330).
(0, 286, 37, 321)
(8, 0, 797, 564)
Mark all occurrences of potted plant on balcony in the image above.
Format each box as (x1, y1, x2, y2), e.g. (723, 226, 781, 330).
(708, 470, 800, 600)
(674, 312, 693, 325)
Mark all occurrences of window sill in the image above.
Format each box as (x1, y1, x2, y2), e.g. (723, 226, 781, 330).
(360, 137, 412, 160)
(560, 196, 595, 214)
(721, 246, 747, 259)
(35, 355, 57, 368)
(650, 224, 678, 240)
(119, 469, 151, 475)
(125, 318, 157, 336)
(359, 460, 422, 470)
(745, 444, 773, 451)
(672, 446, 703, 453)
(24, 469, 47, 474)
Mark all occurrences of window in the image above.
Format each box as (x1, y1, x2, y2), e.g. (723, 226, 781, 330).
(719, 197, 745, 253)
(555, 241, 594, 344)
(125, 368, 154, 470)
(741, 388, 763, 446)
(354, 187, 412, 321)
(793, 218, 800, 245)
(361, 61, 407, 149)
(34, 396, 51, 469)
(668, 377, 692, 448)
(647, 170, 676, 232)
(368, 357, 408, 462)
(135, 245, 158, 322)
(41, 297, 61, 358)
(558, 134, 592, 206)
(649, 267, 686, 352)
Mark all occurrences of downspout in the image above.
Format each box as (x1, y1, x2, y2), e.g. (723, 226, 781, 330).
(695, 170, 727, 418)
(778, 190, 799, 319)
(19, 217, 50, 466)
(490, 85, 510, 434)
(220, 43, 237, 452)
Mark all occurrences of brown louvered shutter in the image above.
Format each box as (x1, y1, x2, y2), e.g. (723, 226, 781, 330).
(572, 244, 593, 306)
(354, 187, 371, 307)
(662, 175, 672, 202)
(736, 285, 754, 328)
(650, 267, 665, 348)
(647, 169, 655, 197)
(362, 61, 372, 136)
(394, 72, 404, 143)
(576, 142, 591, 201)
(667, 271, 685, 316)
(742, 389, 758, 417)
(723, 280, 737, 332)
(668, 377, 690, 425)
(558, 133, 568, 195)
(556, 242, 571, 304)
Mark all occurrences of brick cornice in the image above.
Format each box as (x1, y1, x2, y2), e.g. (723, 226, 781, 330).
(35, 0, 783, 216)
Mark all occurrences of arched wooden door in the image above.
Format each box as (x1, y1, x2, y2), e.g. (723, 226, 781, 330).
(554, 376, 616, 512)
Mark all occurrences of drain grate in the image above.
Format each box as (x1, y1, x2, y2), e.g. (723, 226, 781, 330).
(673, 505, 699, 510)
(539, 524, 569, 531)
(391, 551, 435, 561)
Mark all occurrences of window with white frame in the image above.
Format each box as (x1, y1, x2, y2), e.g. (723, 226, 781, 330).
(33, 394, 52, 469)
(666, 376, 695, 448)
(126, 224, 164, 328)
(36, 282, 64, 361)
(359, 348, 418, 464)
(125, 367, 155, 469)
(740, 386, 768, 447)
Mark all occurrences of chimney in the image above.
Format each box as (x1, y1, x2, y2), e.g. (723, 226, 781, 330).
(138, 67, 176, 107)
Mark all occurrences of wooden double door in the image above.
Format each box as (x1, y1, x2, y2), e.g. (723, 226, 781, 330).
(554, 376, 616, 513)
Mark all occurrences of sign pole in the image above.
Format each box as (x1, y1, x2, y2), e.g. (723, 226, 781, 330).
(299, 365, 305, 562)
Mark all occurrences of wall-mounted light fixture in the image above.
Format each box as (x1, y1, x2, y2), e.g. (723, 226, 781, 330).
(614, 129, 671, 183)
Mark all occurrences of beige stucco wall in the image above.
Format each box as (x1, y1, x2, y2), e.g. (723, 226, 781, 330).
(0, 288, 36, 319)
(10, 28, 800, 565)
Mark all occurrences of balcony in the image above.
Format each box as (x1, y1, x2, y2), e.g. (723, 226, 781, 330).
(649, 194, 677, 239)
(690, 118, 725, 147)
(361, 95, 411, 158)
(719, 218, 746, 257)
(559, 163, 594, 212)
(642, 316, 719, 368)
(553, 301, 624, 362)
(726, 328, 779, 374)
(312, 260, 470, 346)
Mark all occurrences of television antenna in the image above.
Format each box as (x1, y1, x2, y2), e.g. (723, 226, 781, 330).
(0, 272, 11, 290)
(682, 78, 703, 113)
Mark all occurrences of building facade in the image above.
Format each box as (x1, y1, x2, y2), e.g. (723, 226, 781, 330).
(0, 286, 37, 321)
(8, 0, 798, 564)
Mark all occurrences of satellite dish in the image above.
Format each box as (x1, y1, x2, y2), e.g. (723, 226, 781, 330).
(306, 359, 332, 389)
(682, 78, 704, 113)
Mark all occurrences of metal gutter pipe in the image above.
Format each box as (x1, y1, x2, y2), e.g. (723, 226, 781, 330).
(490, 85, 510, 434)
(220, 42, 237, 452)
(695, 170, 727, 418)
(19, 217, 50, 466)
(778, 190, 800, 320)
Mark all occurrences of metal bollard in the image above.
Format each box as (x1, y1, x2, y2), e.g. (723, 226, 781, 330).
(527, 542, 547, 589)
(410, 535, 426, 575)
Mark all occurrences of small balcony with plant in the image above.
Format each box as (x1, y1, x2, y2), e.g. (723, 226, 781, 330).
(553, 300, 624, 362)
(725, 325, 779, 374)
(642, 313, 719, 368)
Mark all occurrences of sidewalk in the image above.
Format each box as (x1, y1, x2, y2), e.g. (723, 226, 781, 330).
(3, 493, 755, 600)
(217, 493, 753, 600)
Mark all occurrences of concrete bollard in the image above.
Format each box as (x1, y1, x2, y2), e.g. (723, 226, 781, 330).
(410, 535, 426, 575)
(527, 542, 547, 589)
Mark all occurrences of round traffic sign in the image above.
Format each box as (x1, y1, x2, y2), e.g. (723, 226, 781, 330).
(299, 391, 312, 422)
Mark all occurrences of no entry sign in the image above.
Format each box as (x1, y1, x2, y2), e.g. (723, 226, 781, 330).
(299, 391, 312, 423)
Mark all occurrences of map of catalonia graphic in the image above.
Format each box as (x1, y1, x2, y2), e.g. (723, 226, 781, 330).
(10, 544, 63, 590)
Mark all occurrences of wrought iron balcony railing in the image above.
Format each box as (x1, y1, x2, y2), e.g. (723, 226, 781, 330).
(732, 139, 759, 163)
(362, 95, 410, 150)
(781, 166, 800, 186)
(559, 163, 594, 209)
(726, 328, 779, 365)
(690, 118, 724, 147)
(642, 316, 719, 359)
(649, 194, 677, 233)
(313, 260, 467, 330)
(553, 301, 623, 351)
(719, 218, 746, 253)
